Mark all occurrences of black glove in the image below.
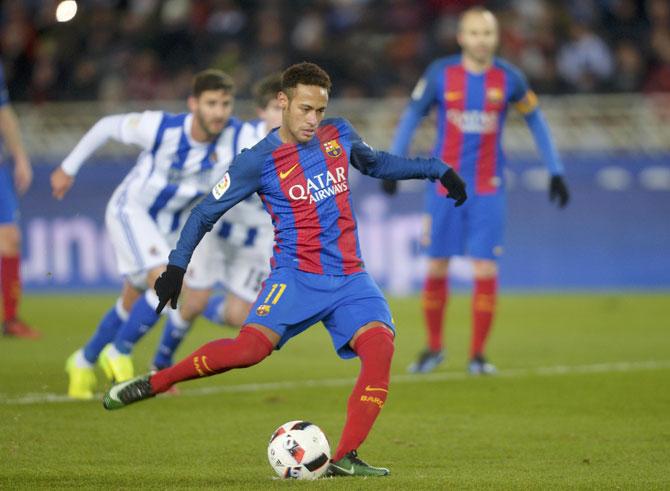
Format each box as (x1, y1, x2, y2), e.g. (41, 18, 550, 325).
(154, 264, 185, 314)
(549, 175, 569, 208)
(439, 168, 467, 207)
(381, 179, 398, 195)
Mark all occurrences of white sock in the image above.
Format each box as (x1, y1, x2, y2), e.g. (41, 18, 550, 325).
(75, 349, 94, 368)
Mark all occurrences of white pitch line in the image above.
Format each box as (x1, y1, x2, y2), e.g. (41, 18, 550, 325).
(1, 359, 669, 406)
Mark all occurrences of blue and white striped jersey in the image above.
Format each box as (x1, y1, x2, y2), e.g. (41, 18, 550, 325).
(72, 111, 244, 235)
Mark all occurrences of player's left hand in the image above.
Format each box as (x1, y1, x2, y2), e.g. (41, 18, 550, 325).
(154, 265, 185, 314)
(13, 156, 33, 195)
(549, 175, 569, 208)
(439, 168, 467, 207)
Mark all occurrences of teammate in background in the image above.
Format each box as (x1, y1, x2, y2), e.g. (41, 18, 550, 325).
(384, 7, 569, 375)
(151, 74, 282, 370)
(51, 70, 242, 399)
(0, 62, 40, 339)
(102, 62, 467, 478)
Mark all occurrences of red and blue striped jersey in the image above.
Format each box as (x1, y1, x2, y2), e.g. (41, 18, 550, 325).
(392, 55, 563, 196)
(170, 117, 448, 276)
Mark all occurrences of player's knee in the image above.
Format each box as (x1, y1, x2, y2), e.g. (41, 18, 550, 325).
(426, 258, 449, 277)
(0, 225, 21, 255)
(473, 259, 497, 278)
(354, 325, 395, 365)
(237, 325, 276, 364)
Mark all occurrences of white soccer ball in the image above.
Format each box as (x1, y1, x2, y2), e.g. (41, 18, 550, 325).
(267, 420, 331, 480)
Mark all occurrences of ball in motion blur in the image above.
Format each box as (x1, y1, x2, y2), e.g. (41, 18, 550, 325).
(267, 421, 331, 480)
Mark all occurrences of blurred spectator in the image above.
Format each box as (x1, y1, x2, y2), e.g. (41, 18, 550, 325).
(613, 40, 646, 92)
(645, 27, 670, 93)
(0, 0, 669, 101)
(557, 22, 614, 92)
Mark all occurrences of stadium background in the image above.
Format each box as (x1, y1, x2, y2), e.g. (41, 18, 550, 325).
(3, 0, 670, 293)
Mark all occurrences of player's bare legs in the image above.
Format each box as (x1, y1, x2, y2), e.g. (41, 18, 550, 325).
(0, 224, 39, 338)
(469, 258, 498, 374)
(408, 257, 449, 373)
(329, 321, 393, 477)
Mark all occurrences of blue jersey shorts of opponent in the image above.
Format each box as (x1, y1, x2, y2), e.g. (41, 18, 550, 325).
(424, 181, 505, 260)
(244, 267, 395, 359)
(0, 165, 19, 224)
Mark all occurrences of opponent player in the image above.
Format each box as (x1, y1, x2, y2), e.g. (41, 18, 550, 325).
(102, 62, 467, 477)
(151, 74, 282, 370)
(0, 61, 40, 338)
(385, 7, 569, 374)
(52, 70, 242, 399)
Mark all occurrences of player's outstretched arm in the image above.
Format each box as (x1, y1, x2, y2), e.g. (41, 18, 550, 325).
(350, 140, 466, 206)
(383, 62, 441, 196)
(155, 152, 262, 314)
(53, 114, 127, 199)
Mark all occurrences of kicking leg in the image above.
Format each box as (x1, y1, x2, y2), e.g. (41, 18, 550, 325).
(103, 323, 278, 409)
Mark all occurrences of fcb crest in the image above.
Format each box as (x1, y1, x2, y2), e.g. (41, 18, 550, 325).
(323, 140, 342, 158)
(256, 304, 271, 317)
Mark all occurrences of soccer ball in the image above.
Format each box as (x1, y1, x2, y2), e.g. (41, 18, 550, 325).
(267, 420, 331, 480)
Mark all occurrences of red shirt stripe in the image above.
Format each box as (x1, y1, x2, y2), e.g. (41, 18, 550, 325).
(476, 67, 506, 194)
(271, 144, 324, 274)
(316, 124, 362, 275)
(439, 64, 467, 196)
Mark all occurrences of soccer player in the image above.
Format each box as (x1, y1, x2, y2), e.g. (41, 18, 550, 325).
(102, 62, 467, 477)
(385, 7, 569, 375)
(52, 70, 242, 399)
(151, 74, 282, 370)
(0, 61, 40, 339)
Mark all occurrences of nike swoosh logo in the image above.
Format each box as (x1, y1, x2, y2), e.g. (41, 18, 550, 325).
(330, 463, 355, 475)
(364, 386, 388, 393)
(279, 163, 299, 179)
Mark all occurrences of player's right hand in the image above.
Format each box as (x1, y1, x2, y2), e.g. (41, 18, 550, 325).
(439, 168, 467, 207)
(50, 167, 74, 200)
(154, 265, 186, 314)
(381, 179, 398, 195)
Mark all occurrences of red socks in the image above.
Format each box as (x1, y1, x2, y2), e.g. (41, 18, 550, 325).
(1, 255, 21, 322)
(422, 276, 447, 352)
(150, 326, 274, 393)
(333, 327, 394, 461)
(471, 277, 497, 358)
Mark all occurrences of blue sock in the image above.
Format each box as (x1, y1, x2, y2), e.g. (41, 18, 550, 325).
(82, 299, 128, 364)
(113, 290, 161, 355)
(152, 309, 192, 369)
(203, 294, 226, 324)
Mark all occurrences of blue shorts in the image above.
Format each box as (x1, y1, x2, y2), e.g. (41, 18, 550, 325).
(424, 181, 505, 260)
(0, 165, 19, 224)
(244, 267, 395, 359)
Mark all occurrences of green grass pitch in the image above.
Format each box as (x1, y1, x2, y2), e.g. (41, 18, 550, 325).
(1, 293, 668, 489)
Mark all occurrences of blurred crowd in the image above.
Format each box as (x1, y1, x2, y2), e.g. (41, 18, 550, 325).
(1, 0, 669, 104)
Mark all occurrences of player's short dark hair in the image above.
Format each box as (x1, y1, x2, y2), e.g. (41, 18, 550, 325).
(281, 62, 332, 97)
(253, 73, 282, 109)
(192, 69, 235, 97)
